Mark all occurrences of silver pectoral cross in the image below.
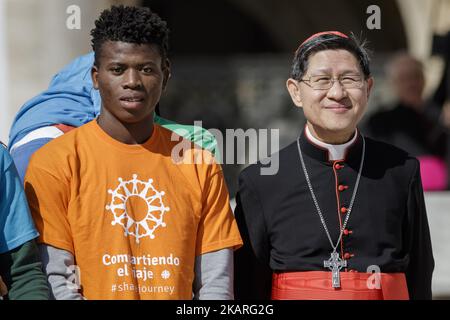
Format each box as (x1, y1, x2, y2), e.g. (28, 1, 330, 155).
(324, 251, 347, 288)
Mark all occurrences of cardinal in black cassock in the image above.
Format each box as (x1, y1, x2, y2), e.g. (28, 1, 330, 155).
(234, 31, 434, 300)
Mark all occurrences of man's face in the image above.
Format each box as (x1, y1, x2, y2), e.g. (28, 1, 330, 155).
(287, 49, 373, 143)
(92, 41, 169, 124)
(390, 57, 424, 107)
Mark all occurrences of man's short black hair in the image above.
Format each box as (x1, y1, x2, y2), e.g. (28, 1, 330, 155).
(90, 5, 170, 66)
(291, 32, 371, 80)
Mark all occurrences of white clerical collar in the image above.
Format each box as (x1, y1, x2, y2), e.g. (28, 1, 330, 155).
(305, 126, 358, 161)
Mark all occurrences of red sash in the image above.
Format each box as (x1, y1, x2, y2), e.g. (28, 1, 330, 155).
(272, 271, 409, 300)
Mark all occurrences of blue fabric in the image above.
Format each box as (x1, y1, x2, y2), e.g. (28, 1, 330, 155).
(8, 52, 100, 149)
(10, 138, 53, 183)
(0, 146, 39, 253)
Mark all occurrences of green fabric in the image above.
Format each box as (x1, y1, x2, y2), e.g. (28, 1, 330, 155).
(154, 115, 221, 163)
(0, 239, 49, 300)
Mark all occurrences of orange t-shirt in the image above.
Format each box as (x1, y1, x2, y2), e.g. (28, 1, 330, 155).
(24, 120, 242, 300)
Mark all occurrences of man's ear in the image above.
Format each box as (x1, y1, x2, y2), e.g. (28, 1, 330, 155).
(286, 78, 303, 108)
(366, 77, 374, 99)
(91, 65, 99, 90)
(162, 58, 171, 91)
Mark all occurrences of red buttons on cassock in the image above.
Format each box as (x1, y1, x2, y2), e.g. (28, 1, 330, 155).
(338, 185, 348, 191)
(340, 207, 348, 214)
(343, 229, 351, 235)
(334, 163, 343, 170)
(344, 253, 352, 260)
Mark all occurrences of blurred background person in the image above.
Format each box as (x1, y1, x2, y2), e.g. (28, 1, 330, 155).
(430, 30, 450, 190)
(365, 52, 448, 191)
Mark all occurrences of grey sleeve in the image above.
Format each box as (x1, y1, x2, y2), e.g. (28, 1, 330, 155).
(39, 244, 85, 300)
(193, 248, 234, 300)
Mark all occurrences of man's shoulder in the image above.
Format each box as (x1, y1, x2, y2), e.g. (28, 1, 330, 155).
(30, 123, 91, 164)
(365, 136, 414, 156)
(239, 140, 298, 182)
(364, 136, 420, 171)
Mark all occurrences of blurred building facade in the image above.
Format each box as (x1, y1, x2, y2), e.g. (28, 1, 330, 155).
(1, 0, 449, 143)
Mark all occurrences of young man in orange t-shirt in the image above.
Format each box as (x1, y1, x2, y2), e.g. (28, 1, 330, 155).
(24, 5, 242, 300)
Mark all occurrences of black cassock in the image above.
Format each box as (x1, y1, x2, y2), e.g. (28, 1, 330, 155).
(234, 129, 434, 300)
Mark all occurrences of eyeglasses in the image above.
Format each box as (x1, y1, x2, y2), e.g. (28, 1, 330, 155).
(300, 75, 365, 90)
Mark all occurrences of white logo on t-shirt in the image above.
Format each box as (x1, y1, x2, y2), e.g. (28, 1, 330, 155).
(106, 174, 170, 243)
